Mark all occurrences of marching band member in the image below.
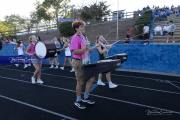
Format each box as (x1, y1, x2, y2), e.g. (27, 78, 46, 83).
(15, 40, 28, 68)
(70, 20, 95, 109)
(49, 53, 59, 69)
(49, 37, 60, 69)
(96, 35, 118, 88)
(26, 35, 43, 84)
(60, 36, 74, 72)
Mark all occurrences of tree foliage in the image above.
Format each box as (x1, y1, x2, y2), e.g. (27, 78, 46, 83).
(59, 22, 74, 37)
(80, 1, 111, 22)
(30, 12, 39, 26)
(4, 14, 35, 35)
(35, 2, 53, 22)
(0, 21, 16, 36)
(42, 0, 70, 30)
(4, 15, 26, 32)
(134, 9, 152, 38)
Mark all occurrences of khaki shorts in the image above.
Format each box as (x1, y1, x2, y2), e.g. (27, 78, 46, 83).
(72, 59, 84, 81)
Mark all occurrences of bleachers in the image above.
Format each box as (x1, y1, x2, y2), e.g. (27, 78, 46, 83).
(153, 15, 180, 43)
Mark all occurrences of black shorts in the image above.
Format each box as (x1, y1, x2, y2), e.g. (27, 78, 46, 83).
(144, 33, 149, 39)
(168, 32, 174, 36)
(126, 34, 130, 38)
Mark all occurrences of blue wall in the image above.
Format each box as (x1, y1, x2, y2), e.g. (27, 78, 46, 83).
(1, 43, 180, 74)
(104, 44, 180, 74)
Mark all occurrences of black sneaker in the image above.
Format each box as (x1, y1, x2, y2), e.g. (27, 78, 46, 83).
(82, 98, 95, 105)
(74, 101, 86, 109)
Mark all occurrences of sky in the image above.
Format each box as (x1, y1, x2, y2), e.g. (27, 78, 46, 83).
(0, 0, 179, 20)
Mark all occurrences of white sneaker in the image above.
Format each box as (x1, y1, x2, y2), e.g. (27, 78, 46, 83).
(49, 65, 54, 68)
(70, 68, 74, 72)
(60, 67, 64, 70)
(37, 79, 44, 84)
(97, 80, 106, 86)
(31, 76, 36, 84)
(109, 82, 118, 88)
(15, 64, 19, 67)
(24, 64, 28, 69)
(55, 66, 58, 69)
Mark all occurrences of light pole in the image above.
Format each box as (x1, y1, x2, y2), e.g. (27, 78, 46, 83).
(71, 5, 75, 19)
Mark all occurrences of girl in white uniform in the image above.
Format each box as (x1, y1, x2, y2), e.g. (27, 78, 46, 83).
(60, 37, 74, 72)
(15, 40, 28, 68)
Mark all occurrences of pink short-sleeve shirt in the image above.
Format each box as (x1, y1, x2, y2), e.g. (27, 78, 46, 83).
(70, 34, 86, 59)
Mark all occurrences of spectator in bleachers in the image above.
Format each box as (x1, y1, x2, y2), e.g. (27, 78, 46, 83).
(154, 24, 163, 36)
(125, 27, 133, 43)
(175, 9, 180, 16)
(143, 24, 150, 44)
(153, 6, 173, 21)
(166, 21, 176, 43)
(162, 22, 169, 36)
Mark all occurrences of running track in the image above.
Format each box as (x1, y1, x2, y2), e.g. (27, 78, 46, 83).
(0, 64, 180, 120)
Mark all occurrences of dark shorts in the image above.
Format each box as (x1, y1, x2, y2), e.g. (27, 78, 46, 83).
(168, 32, 174, 36)
(126, 34, 130, 38)
(65, 56, 71, 58)
(98, 57, 110, 74)
(144, 33, 150, 40)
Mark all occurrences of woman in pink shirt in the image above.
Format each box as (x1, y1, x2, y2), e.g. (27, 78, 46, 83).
(26, 35, 43, 84)
(70, 20, 96, 109)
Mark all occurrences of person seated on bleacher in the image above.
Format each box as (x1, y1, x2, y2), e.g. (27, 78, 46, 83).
(176, 9, 180, 16)
(154, 25, 163, 36)
(162, 23, 169, 36)
(166, 21, 176, 43)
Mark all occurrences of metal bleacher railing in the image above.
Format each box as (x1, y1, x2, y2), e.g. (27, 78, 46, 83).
(15, 11, 135, 36)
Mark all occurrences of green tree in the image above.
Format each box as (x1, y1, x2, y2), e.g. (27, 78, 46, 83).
(36, 3, 54, 31)
(0, 21, 15, 36)
(80, 6, 93, 21)
(134, 9, 152, 39)
(80, 1, 111, 22)
(42, 0, 70, 33)
(4, 14, 26, 33)
(36, 5, 52, 21)
(29, 11, 41, 34)
(59, 21, 74, 37)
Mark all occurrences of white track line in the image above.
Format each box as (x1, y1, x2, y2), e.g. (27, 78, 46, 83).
(0, 67, 75, 79)
(1, 67, 180, 84)
(0, 75, 180, 115)
(92, 94, 180, 115)
(0, 94, 77, 120)
(0, 67, 180, 95)
(167, 81, 180, 90)
(115, 83, 180, 95)
(112, 73, 180, 84)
